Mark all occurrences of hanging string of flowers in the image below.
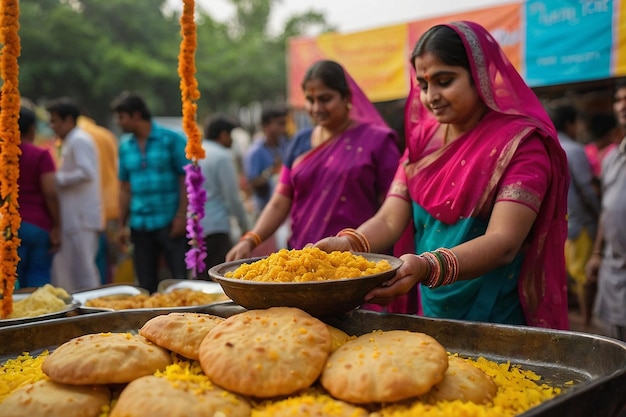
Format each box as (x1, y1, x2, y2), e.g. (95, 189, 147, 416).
(0, 0, 21, 318)
(178, 0, 207, 277)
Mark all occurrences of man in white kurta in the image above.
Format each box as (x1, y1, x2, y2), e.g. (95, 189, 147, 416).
(47, 97, 103, 292)
(588, 82, 626, 342)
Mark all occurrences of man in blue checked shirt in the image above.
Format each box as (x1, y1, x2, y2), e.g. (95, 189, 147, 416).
(111, 92, 189, 293)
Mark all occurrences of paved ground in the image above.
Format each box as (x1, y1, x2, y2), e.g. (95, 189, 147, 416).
(568, 309, 611, 337)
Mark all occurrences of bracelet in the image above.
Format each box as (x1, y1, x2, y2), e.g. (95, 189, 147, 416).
(421, 252, 442, 288)
(240, 231, 262, 249)
(420, 248, 460, 288)
(435, 248, 459, 286)
(336, 228, 370, 253)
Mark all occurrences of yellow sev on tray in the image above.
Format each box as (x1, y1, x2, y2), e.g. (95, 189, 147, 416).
(225, 248, 391, 282)
(0, 351, 49, 403)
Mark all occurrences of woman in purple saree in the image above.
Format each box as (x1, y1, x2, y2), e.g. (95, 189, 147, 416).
(317, 22, 570, 329)
(227, 60, 402, 262)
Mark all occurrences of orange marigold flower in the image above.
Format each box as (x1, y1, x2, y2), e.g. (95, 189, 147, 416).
(0, 0, 21, 318)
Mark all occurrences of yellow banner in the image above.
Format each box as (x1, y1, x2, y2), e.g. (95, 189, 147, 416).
(614, 0, 626, 76)
(288, 24, 409, 108)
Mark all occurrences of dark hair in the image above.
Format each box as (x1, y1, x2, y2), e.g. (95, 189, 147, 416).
(45, 97, 81, 122)
(548, 104, 578, 132)
(588, 112, 617, 140)
(110, 91, 152, 120)
(205, 114, 238, 140)
(615, 78, 626, 93)
(411, 25, 471, 73)
(261, 106, 288, 126)
(18, 106, 37, 135)
(301, 60, 350, 99)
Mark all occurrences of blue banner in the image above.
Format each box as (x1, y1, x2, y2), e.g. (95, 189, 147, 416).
(525, 0, 613, 86)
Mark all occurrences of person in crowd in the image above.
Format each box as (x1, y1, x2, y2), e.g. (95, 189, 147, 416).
(111, 92, 189, 293)
(585, 112, 619, 183)
(198, 114, 250, 273)
(243, 106, 290, 254)
(244, 106, 289, 217)
(226, 60, 401, 263)
(315, 21, 570, 329)
(549, 104, 600, 326)
(16, 105, 61, 288)
(47, 97, 103, 292)
(78, 113, 120, 284)
(586, 80, 626, 341)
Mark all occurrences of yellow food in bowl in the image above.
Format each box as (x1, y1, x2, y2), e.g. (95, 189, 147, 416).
(224, 248, 391, 282)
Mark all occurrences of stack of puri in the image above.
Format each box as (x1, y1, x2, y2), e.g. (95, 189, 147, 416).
(0, 307, 497, 417)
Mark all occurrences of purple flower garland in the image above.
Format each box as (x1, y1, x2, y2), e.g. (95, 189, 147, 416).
(184, 163, 207, 277)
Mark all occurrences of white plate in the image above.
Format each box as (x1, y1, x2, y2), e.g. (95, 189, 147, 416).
(0, 293, 79, 327)
(158, 279, 225, 294)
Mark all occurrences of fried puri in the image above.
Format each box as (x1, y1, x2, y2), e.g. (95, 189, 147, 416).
(199, 307, 331, 398)
(321, 330, 449, 403)
(42, 333, 172, 385)
(139, 312, 224, 360)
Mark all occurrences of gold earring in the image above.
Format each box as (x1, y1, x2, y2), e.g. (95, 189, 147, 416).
(347, 103, 352, 110)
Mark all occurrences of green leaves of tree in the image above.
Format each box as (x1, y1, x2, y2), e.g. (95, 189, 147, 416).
(18, 0, 333, 125)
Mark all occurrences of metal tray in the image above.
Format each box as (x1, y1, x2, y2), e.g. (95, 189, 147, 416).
(0, 304, 625, 417)
(71, 281, 227, 313)
(0, 293, 79, 327)
(72, 284, 149, 312)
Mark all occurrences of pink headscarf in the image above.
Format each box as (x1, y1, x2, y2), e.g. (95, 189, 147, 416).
(404, 21, 570, 329)
(344, 67, 388, 128)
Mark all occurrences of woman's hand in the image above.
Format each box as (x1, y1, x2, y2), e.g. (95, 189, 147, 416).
(226, 239, 254, 262)
(313, 236, 356, 252)
(364, 254, 428, 305)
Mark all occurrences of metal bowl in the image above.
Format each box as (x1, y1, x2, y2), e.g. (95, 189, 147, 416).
(208, 252, 403, 317)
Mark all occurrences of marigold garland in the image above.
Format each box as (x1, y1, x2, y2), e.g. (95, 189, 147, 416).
(0, 0, 21, 318)
(178, 0, 207, 276)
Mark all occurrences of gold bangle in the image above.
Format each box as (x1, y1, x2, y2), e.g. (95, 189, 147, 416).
(240, 231, 262, 248)
(337, 228, 370, 253)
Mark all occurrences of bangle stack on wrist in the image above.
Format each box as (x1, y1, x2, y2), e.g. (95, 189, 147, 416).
(240, 231, 262, 249)
(420, 248, 459, 288)
(336, 228, 370, 253)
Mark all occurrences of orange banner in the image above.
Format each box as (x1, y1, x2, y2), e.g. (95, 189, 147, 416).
(288, 24, 409, 108)
(288, 3, 523, 107)
(407, 3, 523, 72)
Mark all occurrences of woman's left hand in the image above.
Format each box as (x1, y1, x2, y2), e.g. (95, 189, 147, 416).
(364, 254, 427, 306)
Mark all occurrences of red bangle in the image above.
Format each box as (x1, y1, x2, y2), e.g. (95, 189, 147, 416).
(240, 231, 262, 248)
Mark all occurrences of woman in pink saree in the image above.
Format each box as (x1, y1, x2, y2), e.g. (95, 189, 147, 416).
(227, 60, 402, 265)
(317, 22, 570, 329)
